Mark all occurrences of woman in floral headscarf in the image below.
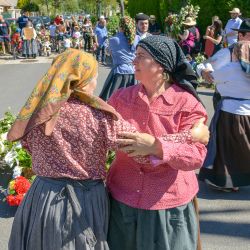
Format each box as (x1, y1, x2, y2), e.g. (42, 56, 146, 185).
(99, 16, 137, 101)
(7, 48, 143, 250)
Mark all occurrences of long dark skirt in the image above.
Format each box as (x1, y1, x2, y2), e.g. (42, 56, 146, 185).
(199, 111, 250, 188)
(9, 176, 109, 250)
(22, 39, 38, 56)
(108, 196, 199, 250)
(99, 71, 135, 101)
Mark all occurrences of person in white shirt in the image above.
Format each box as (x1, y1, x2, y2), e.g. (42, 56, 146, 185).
(197, 19, 250, 192)
(135, 13, 151, 39)
(72, 26, 82, 49)
(224, 8, 242, 47)
(64, 35, 72, 49)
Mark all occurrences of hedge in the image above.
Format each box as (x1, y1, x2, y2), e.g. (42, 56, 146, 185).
(127, 0, 250, 35)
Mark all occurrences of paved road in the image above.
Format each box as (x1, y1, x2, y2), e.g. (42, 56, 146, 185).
(1, 61, 250, 250)
(0, 60, 110, 117)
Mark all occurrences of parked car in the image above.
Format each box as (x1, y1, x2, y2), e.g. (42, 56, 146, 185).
(63, 15, 72, 21)
(40, 16, 51, 28)
(29, 16, 44, 30)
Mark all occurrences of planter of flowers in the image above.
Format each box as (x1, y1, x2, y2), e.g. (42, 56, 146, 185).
(0, 111, 35, 207)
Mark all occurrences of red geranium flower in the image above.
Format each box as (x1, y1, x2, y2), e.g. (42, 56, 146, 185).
(15, 193, 25, 206)
(6, 193, 25, 206)
(6, 195, 18, 206)
(6, 176, 32, 206)
(14, 176, 31, 195)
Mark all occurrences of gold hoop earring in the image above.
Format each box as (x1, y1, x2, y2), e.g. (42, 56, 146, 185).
(163, 72, 169, 82)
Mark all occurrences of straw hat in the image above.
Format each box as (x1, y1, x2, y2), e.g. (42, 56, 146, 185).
(229, 8, 241, 15)
(182, 17, 196, 26)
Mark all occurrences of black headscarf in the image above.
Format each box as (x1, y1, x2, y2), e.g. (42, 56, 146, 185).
(137, 35, 202, 104)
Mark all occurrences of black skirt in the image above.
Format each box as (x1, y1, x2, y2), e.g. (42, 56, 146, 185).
(199, 111, 250, 188)
(99, 70, 135, 101)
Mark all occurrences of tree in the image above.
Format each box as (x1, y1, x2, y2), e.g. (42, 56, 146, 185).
(17, 0, 30, 9)
(63, 0, 79, 13)
(119, 0, 124, 16)
(22, 2, 40, 12)
(127, 0, 250, 35)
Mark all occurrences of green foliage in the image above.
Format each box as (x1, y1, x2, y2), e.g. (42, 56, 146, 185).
(91, 16, 97, 26)
(127, 0, 250, 36)
(106, 151, 115, 170)
(16, 148, 32, 168)
(192, 0, 250, 34)
(128, 0, 159, 20)
(10, 23, 17, 35)
(0, 112, 32, 170)
(168, 1, 200, 39)
(107, 15, 120, 36)
(194, 52, 206, 65)
(0, 112, 16, 134)
(63, 0, 79, 13)
(22, 2, 40, 12)
(17, 0, 30, 9)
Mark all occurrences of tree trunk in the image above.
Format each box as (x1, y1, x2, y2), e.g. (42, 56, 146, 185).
(45, 0, 49, 15)
(96, 0, 101, 17)
(119, 0, 124, 17)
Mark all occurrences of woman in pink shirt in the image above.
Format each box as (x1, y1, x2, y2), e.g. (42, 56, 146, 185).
(7, 49, 150, 250)
(107, 36, 208, 250)
(7, 48, 208, 250)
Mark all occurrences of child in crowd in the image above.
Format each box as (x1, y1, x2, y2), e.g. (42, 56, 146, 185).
(11, 28, 22, 53)
(72, 26, 81, 49)
(64, 34, 72, 50)
(43, 36, 51, 56)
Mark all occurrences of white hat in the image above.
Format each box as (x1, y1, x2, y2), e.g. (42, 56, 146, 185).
(182, 17, 196, 26)
(229, 8, 241, 15)
(99, 15, 105, 19)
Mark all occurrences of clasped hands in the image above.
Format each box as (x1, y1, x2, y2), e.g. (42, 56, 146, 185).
(117, 118, 209, 157)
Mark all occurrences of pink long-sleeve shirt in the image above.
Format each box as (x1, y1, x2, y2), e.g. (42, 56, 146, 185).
(107, 83, 207, 210)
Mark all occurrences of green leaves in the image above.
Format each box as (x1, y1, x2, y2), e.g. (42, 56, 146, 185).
(107, 15, 120, 36)
(0, 112, 32, 171)
(106, 151, 115, 170)
(0, 111, 16, 134)
(16, 148, 32, 168)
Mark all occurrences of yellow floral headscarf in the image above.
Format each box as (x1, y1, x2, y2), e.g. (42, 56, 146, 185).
(8, 49, 119, 141)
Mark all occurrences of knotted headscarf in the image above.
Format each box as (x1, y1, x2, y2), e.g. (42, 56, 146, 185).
(137, 35, 202, 103)
(119, 16, 136, 45)
(8, 49, 119, 142)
